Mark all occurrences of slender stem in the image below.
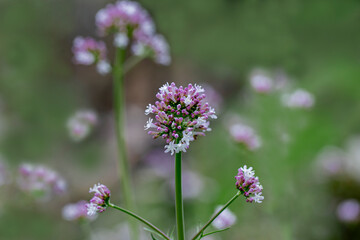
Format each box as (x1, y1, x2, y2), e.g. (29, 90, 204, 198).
(108, 203, 171, 240)
(175, 142, 185, 240)
(191, 191, 241, 240)
(113, 47, 138, 240)
(124, 55, 146, 73)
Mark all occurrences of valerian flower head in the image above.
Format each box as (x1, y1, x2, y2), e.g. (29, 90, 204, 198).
(282, 89, 315, 109)
(62, 201, 97, 221)
(235, 165, 264, 203)
(132, 34, 171, 65)
(72, 37, 108, 65)
(67, 110, 98, 142)
(250, 70, 273, 94)
(95, 0, 155, 38)
(144, 82, 217, 155)
(86, 183, 111, 216)
(229, 123, 262, 151)
(18, 163, 67, 200)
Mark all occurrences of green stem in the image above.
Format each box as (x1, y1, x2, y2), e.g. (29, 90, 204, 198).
(113, 47, 138, 240)
(191, 191, 240, 240)
(108, 203, 171, 240)
(175, 142, 185, 240)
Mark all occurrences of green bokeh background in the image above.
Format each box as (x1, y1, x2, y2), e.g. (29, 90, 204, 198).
(0, 0, 360, 239)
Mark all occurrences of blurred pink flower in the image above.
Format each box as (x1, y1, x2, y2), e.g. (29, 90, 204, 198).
(282, 89, 315, 109)
(229, 123, 262, 151)
(212, 206, 237, 229)
(336, 199, 360, 223)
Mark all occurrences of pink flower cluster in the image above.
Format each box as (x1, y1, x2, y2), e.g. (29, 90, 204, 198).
(72, 37, 111, 75)
(18, 164, 66, 199)
(62, 201, 97, 221)
(282, 89, 315, 109)
(250, 70, 273, 94)
(132, 34, 171, 65)
(67, 110, 98, 142)
(95, 0, 155, 37)
(235, 165, 264, 203)
(229, 123, 261, 151)
(86, 183, 111, 216)
(144, 82, 217, 155)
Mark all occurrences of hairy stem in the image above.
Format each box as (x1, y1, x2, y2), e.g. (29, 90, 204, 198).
(191, 191, 240, 240)
(175, 142, 185, 240)
(108, 203, 171, 240)
(113, 47, 138, 240)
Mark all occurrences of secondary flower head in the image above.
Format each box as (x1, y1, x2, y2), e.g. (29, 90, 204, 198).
(18, 163, 67, 200)
(144, 82, 217, 155)
(72, 37, 108, 65)
(95, 0, 155, 38)
(212, 206, 237, 229)
(132, 34, 171, 65)
(86, 183, 111, 216)
(250, 70, 273, 93)
(67, 110, 98, 142)
(229, 123, 262, 151)
(282, 89, 315, 109)
(62, 201, 97, 221)
(235, 165, 264, 203)
(336, 199, 360, 223)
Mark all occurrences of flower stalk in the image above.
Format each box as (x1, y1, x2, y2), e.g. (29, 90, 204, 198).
(191, 191, 240, 240)
(113, 46, 138, 240)
(108, 202, 171, 240)
(175, 141, 185, 240)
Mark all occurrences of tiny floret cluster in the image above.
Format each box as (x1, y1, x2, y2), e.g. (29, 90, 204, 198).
(72, 37, 111, 75)
(132, 34, 171, 65)
(229, 123, 262, 151)
(235, 165, 264, 203)
(86, 183, 111, 216)
(67, 110, 98, 142)
(144, 82, 217, 155)
(95, 0, 155, 38)
(250, 70, 273, 93)
(18, 163, 67, 200)
(282, 89, 315, 109)
(62, 201, 97, 221)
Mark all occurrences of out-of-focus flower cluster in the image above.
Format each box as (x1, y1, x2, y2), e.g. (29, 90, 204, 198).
(72, 37, 111, 75)
(67, 110, 98, 142)
(235, 165, 264, 203)
(62, 200, 97, 221)
(336, 199, 360, 223)
(86, 183, 111, 216)
(144, 82, 217, 155)
(229, 122, 262, 151)
(212, 206, 237, 229)
(282, 89, 315, 109)
(17, 163, 66, 200)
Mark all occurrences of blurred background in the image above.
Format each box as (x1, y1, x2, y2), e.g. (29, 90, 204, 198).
(1, 0, 360, 239)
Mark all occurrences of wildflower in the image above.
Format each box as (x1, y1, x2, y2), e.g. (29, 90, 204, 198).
(336, 199, 360, 223)
(86, 183, 111, 216)
(17, 163, 67, 200)
(144, 82, 217, 155)
(250, 70, 273, 93)
(96, 60, 112, 75)
(62, 201, 97, 221)
(95, 0, 155, 37)
(114, 32, 129, 48)
(212, 206, 237, 229)
(235, 165, 264, 203)
(72, 37, 108, 66)
(229, 123, 262, 151)
(282, 89, 315, 109)
(67, 110, 98, 142)
(132, 34, 171, 65)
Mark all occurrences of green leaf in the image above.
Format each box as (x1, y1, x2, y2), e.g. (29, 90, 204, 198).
(144, 227, 167, 240)
(202, 228, 231, 238)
